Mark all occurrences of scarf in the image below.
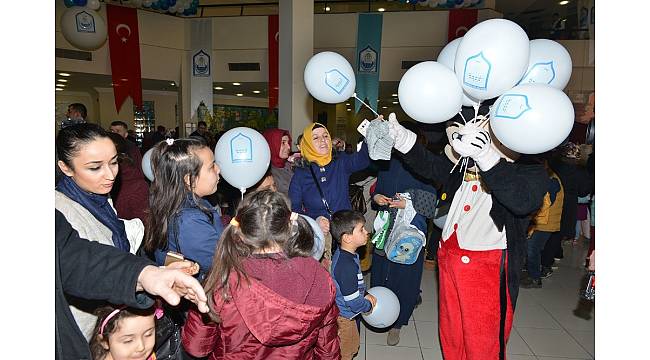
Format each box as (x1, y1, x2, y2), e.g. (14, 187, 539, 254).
(299, 123, 332, 167)
(56, 176, 131, 252)
(262, 128, 291, 169)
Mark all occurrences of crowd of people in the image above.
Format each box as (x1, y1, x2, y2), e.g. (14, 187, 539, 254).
(55, 99, 595, 360)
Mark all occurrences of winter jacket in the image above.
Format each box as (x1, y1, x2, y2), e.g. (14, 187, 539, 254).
(531, 172, 564, 233)
(55, 210, 154, 360)
(182, 254, 341, 360)
(549, 158, 591, 238)
(398, 142, 547, 308)
(153, 195, 223, 281)
(113, 141, 150, 222)
(289, 143, 369, 220)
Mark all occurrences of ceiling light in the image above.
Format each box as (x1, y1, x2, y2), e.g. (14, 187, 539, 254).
(558, 0, 569, 5)
(378, 8, 385, 12)
(56, 84, 66, 87)
(345, 103, 350, 106)
(392, 93, 398, 97)
(57, 79, 68, 83)
(232, 82, 241, 86)
(55, 88, 64, 91)
(170, 82, 175, 86)
(392, 101, 398, 104)
(347, 109, 351, 111)
(214, 86, 223, 90)
(236, 93, 243, 97)
(325, 6, 330, 11)
(382, 106, 387, 109)
(253, 90, 261, 94)
(58, 72, 71, 77)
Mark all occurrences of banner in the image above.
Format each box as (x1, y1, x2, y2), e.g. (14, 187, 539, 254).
(106, 4, 143, 112)
(190, 19, 213, 121)
(355, 13, 383, 114)
(577, 0, 595, 65)
(447, 9, 478, 42)
(268, 15, 279, 111)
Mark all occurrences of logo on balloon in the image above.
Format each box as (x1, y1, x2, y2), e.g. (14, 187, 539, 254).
(520, 61, 556, 85)
(193, 50, 211, 77)
(494, 94, 531, 119)
(358, 45, 378, 73)
(230, 133, 253, 163)
(325, 69, 350, 94)
(463, 52, 491, 90)
(76, 11, 96, 33)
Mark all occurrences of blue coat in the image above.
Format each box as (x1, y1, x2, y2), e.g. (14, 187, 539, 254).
(154, 196, 223, 280)
(289, 143, 369, 220)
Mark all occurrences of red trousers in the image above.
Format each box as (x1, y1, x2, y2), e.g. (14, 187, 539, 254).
(437, 232, 514, 360)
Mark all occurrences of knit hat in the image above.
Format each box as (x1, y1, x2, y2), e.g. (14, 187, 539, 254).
(365, 118, 395, 160)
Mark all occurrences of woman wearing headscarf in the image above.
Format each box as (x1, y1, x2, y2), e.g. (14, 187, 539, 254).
(262, 128, 294, 196)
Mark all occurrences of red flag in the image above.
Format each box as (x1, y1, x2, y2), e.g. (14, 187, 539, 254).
(268, 15, 279, 110)
(106, 4, 143, 112)
(448, 9, 478, 42)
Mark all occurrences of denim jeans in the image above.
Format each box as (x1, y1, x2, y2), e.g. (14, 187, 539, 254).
(527, 231, 552, 279)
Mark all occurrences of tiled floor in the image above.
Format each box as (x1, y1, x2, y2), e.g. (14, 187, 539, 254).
(356, 241, 594, 360)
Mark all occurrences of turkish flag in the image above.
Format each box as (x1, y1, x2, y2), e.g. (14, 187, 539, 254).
(448, 9, 478, 42)
(268, 15, 279, 110)
(106, 4, 143, 112)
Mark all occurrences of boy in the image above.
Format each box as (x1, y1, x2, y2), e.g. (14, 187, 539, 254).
(330, 210, 377, 360)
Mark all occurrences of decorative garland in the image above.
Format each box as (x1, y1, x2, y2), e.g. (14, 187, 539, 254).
(63, 0, 200, 16)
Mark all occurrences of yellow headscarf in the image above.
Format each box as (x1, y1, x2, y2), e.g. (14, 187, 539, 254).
(300, 123, 332, 167)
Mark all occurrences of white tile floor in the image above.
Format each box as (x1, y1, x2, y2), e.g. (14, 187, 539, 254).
(356, 241, 594, 360)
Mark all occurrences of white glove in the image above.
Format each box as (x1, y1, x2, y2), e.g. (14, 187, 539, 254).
(451, 123, 500, 171)
(387, 113, 417, 153)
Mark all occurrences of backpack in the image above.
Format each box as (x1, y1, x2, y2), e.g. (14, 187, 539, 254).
(383, 194, 426, 265)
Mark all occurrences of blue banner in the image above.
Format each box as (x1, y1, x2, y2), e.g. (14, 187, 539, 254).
(355, 13, 383, 114)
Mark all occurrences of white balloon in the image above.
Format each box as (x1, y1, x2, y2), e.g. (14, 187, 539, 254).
(132, 0, 143, 7)
(398, 61, 463, 124)
(362, 287, 400, 328)
(454, 19, 529, 100)
(87, 0, 101, 10)
(519, 39, 573, 90)
(304, 51, 356, 104)
(437, 38, 480, 107)
(299, 214, 325, 261)
(489, 84, 574, 154)
(60, 7, 107, 51)
(141, 148, 154, 181)
(214, 127, 271, 192)
(143, 0, 153, 6)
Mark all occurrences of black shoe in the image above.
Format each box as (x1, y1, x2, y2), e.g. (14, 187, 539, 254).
(520, 276, 542, 288)
(540, 267, 554, 279)
(415, 294, 423, 308)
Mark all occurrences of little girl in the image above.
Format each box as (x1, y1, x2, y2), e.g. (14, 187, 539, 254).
(181, 189, 340, 359)
(89, 305, 159, 360)
(145, 138, 223, 281)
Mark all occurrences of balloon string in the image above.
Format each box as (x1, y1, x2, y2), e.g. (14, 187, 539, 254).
(458, 111, 467, 125)
(240, 188, 246, 201)
(353, 93, 380, 118)
(449, 154, 464, 174)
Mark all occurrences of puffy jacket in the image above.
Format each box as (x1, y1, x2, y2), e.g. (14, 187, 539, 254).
(531, 172, 564, 233)
(182, 255, 341, 359)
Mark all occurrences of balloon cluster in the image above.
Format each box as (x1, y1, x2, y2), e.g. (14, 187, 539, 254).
(64, 0, 200, 16)
(394, 0, 483, 8)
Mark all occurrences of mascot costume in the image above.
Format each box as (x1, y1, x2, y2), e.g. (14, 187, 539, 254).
(367, 105, 547, 360)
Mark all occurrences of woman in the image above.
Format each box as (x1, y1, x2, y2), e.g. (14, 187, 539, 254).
(55, 123, 144, 340)
(289, 123, 369, 261)
(262, 128, 294, 196)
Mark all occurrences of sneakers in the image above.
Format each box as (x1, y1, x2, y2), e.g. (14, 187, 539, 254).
(387, 328, 401, 346)
(520, 276, 542, 288)
(540, 267, 554, 279)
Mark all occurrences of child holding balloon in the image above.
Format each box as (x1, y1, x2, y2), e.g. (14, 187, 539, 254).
(144, 138, 223, 281)
(330, 210, 377, 360)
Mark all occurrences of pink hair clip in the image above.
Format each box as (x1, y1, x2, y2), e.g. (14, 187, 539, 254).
(154, 307, 164, 320)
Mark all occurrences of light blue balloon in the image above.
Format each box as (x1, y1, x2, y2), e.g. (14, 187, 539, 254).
(362, 287, 401, 328)
(299, 214, 325, 261)
(141, 148, 154, 181)
(214, 127, 271, 192)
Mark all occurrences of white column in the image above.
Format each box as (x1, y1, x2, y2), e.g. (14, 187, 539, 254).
(278, 0, 314, 143)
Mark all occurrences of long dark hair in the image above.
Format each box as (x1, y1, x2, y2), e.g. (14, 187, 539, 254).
(203, 189, 314, 322)
(144, 138, 214, 253)
(89, 305, 156, 360)
(56, 123, 112, 175)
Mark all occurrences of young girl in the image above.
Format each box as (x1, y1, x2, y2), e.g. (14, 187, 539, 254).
(89, 305, 158, 360)
(181, 189, 340, 359)
(145, 138, 223, 281)
(56, 123, 144, 339)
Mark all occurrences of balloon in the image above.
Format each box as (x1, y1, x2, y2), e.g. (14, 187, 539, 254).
(131, 0, 143, 6)
(519, 39, 572, 90)
(303, 51, 356, 104)
(87, 0, 100, 10)
(362, 287, 400, 328)
(437, 37, 480, 107)
(64, 0, 75, 7)
(214, 127, 271, 192)
(299, 214, 325, 261)
(60, 7, 107, 51)
(398, 61, 463, 124)
(74, 0, 88, 6)
(141, 148, 154, 181)
(142, 0, 152, 7)
(454, 19, 529, 100)
(489, 84, 574, 154)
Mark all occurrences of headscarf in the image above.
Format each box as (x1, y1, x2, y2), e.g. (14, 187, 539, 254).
(262, 128, 292, 168)
(300, 123, 332, 167)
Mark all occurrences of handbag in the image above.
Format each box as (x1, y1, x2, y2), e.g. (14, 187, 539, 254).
(154, 307, 184, 360)
(383, 196, 426, 265)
